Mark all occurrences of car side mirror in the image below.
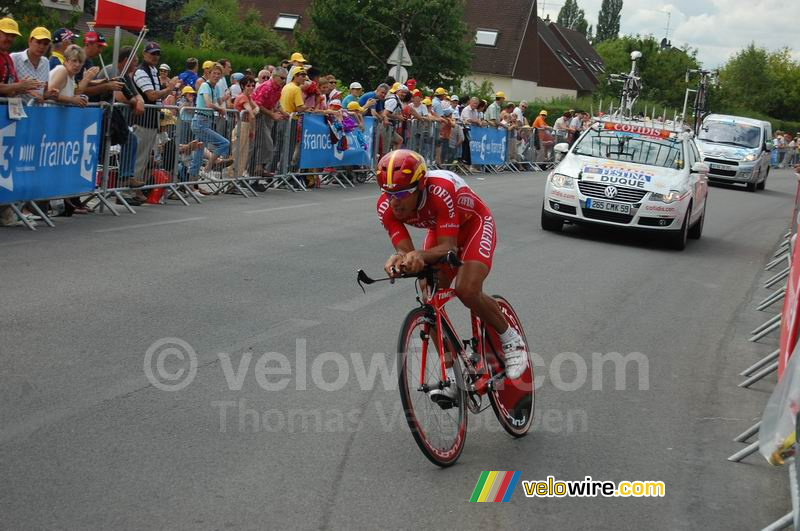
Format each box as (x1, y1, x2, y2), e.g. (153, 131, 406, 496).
(764, 141, 773, 152)
(691, 161, 710, 174)
(554, 142, 570, 154)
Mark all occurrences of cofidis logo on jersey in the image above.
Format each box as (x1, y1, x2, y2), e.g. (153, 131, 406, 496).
(469, 471, 521, 502)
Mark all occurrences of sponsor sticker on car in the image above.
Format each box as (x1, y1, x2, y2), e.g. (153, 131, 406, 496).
(581, 164, 670, 194)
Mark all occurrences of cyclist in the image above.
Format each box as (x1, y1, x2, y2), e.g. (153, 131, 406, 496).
(376, 149, 528, 404)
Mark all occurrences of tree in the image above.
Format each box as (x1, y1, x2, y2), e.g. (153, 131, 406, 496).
(557, 0, 589, 36)
(595, 0, 623, 43)
(296, 0, 473, 89)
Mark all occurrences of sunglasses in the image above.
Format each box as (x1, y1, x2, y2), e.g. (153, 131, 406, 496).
(382, 186, 417, 200)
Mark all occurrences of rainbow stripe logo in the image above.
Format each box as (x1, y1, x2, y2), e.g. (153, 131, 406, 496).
(469, 471, 521, 502)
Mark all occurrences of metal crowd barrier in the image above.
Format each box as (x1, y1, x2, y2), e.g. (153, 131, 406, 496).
(2, 100, 561, 231)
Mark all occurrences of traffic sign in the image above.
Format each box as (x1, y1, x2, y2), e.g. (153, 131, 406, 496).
(387, 39, 413, 66)
(388, 65, 408, 83)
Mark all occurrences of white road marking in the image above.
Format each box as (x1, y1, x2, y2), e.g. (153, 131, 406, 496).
(244, 202, 320, 214)
(93, 217, 207, 233)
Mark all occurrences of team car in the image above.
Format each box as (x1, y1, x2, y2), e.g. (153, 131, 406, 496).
(541, 119, 710, 250)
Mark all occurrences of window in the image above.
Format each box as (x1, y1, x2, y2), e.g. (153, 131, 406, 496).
(475, 29, 499, 47)
(557, 51, 574, 66)
(274, 14, 299, 31)
(585, 58, 599, 72)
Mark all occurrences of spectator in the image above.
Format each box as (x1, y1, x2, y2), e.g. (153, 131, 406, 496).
(79, 31, 123, 99)
(251, 67, 288, 179)
(229, 72, 244, 99)
(48, 28, 78, 69)
(449, 94, 460, 114)
(512, 100, 528, 127)
(431, 87, 447, 116)
(49, 44, 97, 107)
(341, 81, 362, 108)
(359, 83, 387, 121)
(554, 110, 571, 143)
(0, 18, 41, 226)
(301, 66, 323, 110)
(532, 109, 548, 129)
(178, 57, 198, 89)
(191, 62, 231, 176)
(436, 107, 455, 165)
(569, 110, 583, 144)
(132, 41, 179, 185)
(461, 97, 482, 169)
(11, 27, 53, 104)
(499, 102, 516, 128)
(231, 74, 258, 183)
(195, 60, 213, 91)
(326, 75, 342, 102)
(0, 18, 42, 98)
(281, 65, 307, 113)
(255, 69, 269, 87)
(484, 91, 505, 126)
(97, 46, 146, 205)
(286, 52, 307, 82)
(384, 84, 408, 149)
(216, 58, 232, 106)
(280, 59, 290, 70)
(407, 89, 429, 120)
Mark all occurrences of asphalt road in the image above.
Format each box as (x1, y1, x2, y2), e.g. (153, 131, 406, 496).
(1, 168, 797, 529)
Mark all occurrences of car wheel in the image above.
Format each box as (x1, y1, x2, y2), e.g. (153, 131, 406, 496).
(757, 168, 768, 190)
(688, 198, 706, 240)
(668, 205, 690, 250)
(541, 203, 563, 232)
(747, 180, 757, 192)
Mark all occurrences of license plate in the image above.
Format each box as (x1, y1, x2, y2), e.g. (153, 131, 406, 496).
(585, 198, 631, 214)
(709, 163, 735, 171)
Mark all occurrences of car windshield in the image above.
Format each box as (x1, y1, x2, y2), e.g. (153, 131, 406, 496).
(698, 120, 761, 148)
(572, 130, 684, 169)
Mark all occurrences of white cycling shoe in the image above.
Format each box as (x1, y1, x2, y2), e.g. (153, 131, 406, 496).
(501, 332, 529, 380)
(429, 380, 459, 409)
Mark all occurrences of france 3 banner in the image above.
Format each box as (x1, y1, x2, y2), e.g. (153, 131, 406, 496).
(469, 126, 508, 166)
(0, 105, 103, 205)
(299, 114, 375, 169)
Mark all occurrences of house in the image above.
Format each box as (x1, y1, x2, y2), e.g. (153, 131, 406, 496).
(249, 0, 602, 101)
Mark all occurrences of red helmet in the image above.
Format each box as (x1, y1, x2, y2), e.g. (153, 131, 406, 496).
(376, 149, 427, 192)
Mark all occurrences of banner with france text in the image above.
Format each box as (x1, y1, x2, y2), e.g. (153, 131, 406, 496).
(469, 126, 508, 166)
(0, 105, 103, 205)
(298, 114, 375, 169)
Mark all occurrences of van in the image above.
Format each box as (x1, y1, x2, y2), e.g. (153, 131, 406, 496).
(694, 114, 773, 192)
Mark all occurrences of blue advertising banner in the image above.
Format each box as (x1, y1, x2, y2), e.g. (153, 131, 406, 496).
(299, 113, 375, 169)
(0, 105, 102, 204)
(469, 126, 508, 166)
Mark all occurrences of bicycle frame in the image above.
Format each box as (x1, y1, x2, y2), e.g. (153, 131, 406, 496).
(419, 283, 493, 397)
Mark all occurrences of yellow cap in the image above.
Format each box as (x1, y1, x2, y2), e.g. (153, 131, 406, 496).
(495, 91, 506, 98)
(29, 27, 51, 41)
(181, 86, 196, 95)
(434, 87, 446, 95)
(422, 97, 432, 105)
(389, 82, 401, 93)
(202, 60, 214, 70)
(290, 52, 307, 63)
(0, 18, 21, 36)
(539, 109, 548, 115)
(347, 101, 362, 112)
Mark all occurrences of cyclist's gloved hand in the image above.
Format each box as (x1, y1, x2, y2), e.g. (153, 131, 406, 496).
(400, 251, 425, 274)
(385, 252, 406, 277)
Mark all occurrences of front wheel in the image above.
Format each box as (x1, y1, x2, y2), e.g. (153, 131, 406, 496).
(397, 307, 467, 467)
(541, 203, 563, 232)
(484, 296, 535, 437)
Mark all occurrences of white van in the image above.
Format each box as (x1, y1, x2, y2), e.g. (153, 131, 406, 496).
(695, 114, 773, 192)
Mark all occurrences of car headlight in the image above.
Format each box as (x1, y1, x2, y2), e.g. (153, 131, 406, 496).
(550, 173, 575, 188)
(743, 153, 757, 162)
(650, 189, 688, 204)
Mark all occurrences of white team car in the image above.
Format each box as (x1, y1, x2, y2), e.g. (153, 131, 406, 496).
(541, 120, 710, 250)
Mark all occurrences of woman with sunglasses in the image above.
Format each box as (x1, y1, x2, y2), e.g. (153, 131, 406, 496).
(376, 149, 529, 403)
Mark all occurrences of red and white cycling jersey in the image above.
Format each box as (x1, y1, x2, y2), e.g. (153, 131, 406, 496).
(377, 170, 498, 269)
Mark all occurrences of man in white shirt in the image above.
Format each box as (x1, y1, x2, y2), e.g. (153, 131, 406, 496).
(512, 100, 528, 127)
(484, 91, 504, 127)
(568, 109, 583, 144)
(553, 111, 572, 144)
(11, 27, 52, 103)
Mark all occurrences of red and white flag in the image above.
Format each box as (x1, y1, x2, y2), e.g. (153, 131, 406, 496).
(95, 0, 146, 31)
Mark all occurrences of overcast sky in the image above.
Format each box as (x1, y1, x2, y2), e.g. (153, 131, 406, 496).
(538, 0, 799, 68)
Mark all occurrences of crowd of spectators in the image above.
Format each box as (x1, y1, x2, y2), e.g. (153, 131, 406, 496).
(0, 16, 660, 226)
